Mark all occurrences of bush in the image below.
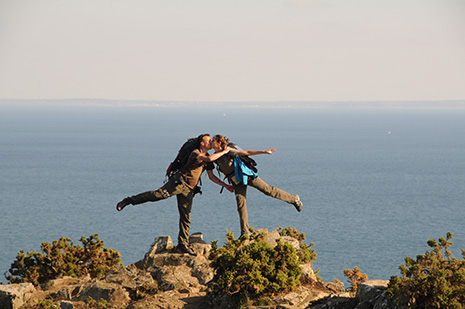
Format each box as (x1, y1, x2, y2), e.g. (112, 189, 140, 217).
(30, 299, 58, 309)
(278, 226, 317, 264)
(5, 234, 122, 286)
(387, 232, 465, 308)
(85, 296, 111, 309)
(208, 227, 316, 301)
(343, 266, 368, 296)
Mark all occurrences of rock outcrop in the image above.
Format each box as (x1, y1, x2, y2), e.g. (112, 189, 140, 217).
(0, 229, 395, 309)
(307, 280, 407, 309)
(355, 280, 392, 308)
(0, 282, 36, 309)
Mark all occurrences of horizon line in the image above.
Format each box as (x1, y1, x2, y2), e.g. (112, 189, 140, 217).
(1, 98, 464, 109)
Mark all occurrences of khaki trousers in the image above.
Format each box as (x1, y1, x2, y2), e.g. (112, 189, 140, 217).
(128, 176, 194, 246)
(232, 176, 296, 236)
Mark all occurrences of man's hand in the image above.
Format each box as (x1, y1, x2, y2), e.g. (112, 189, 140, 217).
(224, 184, 234, 192)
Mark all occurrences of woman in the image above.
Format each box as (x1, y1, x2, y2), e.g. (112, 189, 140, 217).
(210, 134, 303, 238)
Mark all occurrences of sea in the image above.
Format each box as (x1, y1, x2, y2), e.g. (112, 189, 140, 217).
(1, 103, 464, 285)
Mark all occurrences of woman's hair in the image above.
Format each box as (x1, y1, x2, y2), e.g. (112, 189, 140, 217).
(213, 134, 229, 150)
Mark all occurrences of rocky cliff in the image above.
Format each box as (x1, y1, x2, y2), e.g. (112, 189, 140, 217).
(0, 229, 397, 309)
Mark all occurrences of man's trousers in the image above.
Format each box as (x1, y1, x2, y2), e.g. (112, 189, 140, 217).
(128, 176, 194, 246)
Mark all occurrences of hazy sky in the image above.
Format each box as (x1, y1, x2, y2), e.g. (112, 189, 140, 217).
(1, 0, 464, 102)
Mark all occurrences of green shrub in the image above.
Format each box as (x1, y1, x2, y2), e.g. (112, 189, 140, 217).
(209, 227, 316, 301)
(278, 226, 317, 264)
(387, 232, 465, 308)
(30, 299, 59, 309)
(5, 234, 122, 286)
(85, 296, 111, 309)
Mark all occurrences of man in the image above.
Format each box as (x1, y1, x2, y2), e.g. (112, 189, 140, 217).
(116, 134, 230, 255)
(207, 134, 303, 239)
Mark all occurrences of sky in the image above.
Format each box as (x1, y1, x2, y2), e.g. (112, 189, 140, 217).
(1, 0, 464, 102)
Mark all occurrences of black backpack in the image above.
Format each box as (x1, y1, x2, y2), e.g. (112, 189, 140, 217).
(227, 142, 258, 173)
(216, 142, 258, 193)
(165, 135, 204, 179)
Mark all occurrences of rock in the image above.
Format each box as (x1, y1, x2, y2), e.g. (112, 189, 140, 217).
(262, 228, 306, 263)
(42, 276, 87, 290)
(190, 242, 212, 256)
(144, 249, 213, 292)
(281, 235, 301, 250)
(69, 279, 131, 305)
(126, 289, 208, 309)
(148, 236, 174, 256)
(263, 228, 281, 247)
(308, 294, 356, 309)
(105, 265, 155, 291)
(300, 263, 318, 284)
(260, 228, 300, 251)
(276, 286, 317, 306)
(256, 228, 269, 234)
(136, 236, 174, 269)
(307, 280, 397, 309)
(324, 281, 345, 294)
(157, 264, 200, 291)
(0, 282, 36, 309)
(189, 232, 207, 244)
(355, 280, 396, 309)
(59, 300, 74, 309)
(356, 280, 388, 301)
(191, 260, 214, 285)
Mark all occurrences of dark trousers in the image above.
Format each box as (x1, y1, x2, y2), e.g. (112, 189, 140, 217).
(232, 176, 296, 236)
(128, 176, 194, 246)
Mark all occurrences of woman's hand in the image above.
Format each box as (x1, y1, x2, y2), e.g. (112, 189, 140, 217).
(264, 148, 276, 155)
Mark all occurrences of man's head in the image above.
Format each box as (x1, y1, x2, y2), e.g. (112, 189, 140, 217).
(199, 134, 212, 150)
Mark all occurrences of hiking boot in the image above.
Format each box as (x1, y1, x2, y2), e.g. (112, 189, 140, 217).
(116, 197, 131, 211)
(175, 244, 196, 256)
(293, 195, 303, 212)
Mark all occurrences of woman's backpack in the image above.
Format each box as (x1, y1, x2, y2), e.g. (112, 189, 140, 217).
(228, 143, 258, 173)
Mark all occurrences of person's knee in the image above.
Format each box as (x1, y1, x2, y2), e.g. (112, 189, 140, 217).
(157, 188, 171, 199)
(259, 185, 274, 196)
(235, 193, 246, 203)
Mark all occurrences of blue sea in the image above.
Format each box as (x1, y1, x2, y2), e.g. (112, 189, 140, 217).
(1, 103, 464, 285)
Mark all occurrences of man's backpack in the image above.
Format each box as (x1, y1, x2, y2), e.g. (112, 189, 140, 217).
(165, 135, 204, 179)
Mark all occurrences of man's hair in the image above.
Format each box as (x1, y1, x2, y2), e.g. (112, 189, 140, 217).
(199, 133, 210, 148)
(213, 134, 229, 150)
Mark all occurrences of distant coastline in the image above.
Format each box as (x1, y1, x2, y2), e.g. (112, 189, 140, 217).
(0, 98, 464, 109)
